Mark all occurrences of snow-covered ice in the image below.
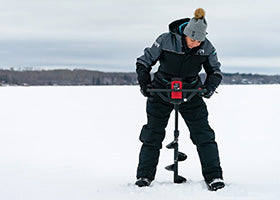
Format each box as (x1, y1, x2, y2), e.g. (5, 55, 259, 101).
(0, 85, 279, 200)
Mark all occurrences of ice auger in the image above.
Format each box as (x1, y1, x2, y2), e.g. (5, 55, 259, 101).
(147, 78, 206, 183)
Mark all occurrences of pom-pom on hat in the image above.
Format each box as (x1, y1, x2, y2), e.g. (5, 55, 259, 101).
(183, 8, 207, 41)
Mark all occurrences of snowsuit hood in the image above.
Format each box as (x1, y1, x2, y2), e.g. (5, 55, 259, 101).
(168, 18, 190, 36)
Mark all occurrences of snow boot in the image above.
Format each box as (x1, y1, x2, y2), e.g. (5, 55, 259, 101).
(135, 178, 152, 187)
(206, 178, 225, 191)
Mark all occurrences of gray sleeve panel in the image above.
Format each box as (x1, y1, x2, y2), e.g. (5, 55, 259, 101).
(202, 39, 222, 75)
(208, 51, 222, 72)
(136, 33, 168, 68)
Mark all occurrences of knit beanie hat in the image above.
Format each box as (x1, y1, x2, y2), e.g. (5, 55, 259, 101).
(183, 8, 207, 41)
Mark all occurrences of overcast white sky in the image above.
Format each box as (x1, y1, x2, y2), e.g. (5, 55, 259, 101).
(0, 0, 280, 74)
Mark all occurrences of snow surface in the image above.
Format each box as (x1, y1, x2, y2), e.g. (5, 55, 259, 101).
(0, 85, 280, 200)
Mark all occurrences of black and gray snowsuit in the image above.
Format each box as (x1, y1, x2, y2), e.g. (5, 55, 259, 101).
(136, 18, 223, 182)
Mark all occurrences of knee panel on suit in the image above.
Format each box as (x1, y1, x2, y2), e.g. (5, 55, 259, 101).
(189, 122, 215, 146)
(139, 125, 165, 149)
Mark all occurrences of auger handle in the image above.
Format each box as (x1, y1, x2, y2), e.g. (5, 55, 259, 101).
(147, 88, 207, 104)
(147, 88, 207, 93)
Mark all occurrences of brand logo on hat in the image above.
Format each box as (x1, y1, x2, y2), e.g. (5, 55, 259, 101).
(191, 31, 195, 37)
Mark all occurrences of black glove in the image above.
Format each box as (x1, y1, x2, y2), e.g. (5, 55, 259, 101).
(140, 84, 153, 97)
(199, 85, 214, 99)
(200, 72, 222, 98)
(136, 63, 152, 97)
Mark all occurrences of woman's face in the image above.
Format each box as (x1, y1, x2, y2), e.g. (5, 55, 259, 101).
(185, 36, 201, 49)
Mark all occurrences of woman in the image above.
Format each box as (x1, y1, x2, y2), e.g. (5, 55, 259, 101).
(135, 8, 225, 191)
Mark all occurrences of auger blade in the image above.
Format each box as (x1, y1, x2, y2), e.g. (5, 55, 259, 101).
(174, 175, 187, 184)
(165, 164, 175, 171)
(166, 140, 178, 149)
(178, 152, 187, 162)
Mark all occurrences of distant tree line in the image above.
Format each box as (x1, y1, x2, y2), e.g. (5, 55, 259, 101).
(200, 73, 280, 85)
(0, 69, 138, 86)
(0, 69, 280, 86)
